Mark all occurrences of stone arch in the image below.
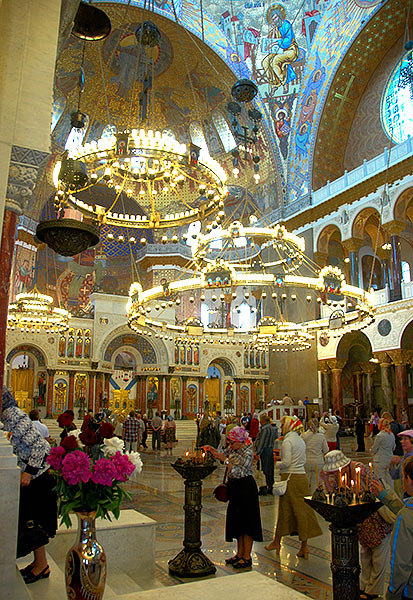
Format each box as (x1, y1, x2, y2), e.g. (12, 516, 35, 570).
(207, 357, 236, 377)
(393, 186, 413, 224)
(112, 347, 142, 370)
(316, 224, 342, 255)
(103, 333, 158, 365)
(6, 344, 47, 367)
(399, 319, 413, 350)
(336, 331, 372, 362)
(351, 207, 384, 247)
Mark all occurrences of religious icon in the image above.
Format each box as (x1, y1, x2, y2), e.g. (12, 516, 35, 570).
(180, 344, 185, 364)
(240, 385, 249, 413)
(262, 351, 267, 369)
(84, 337, 91, 358)
(186, 384, 197, 413)
(54, 380, 67, 414)
(261, 4, 299, 89)
(58, 336, 66, 357)
(256, 351, 261, 369)
(75, 336, 83, 358)
(193, 344, 199, 365)
(174, 344, 179, 364)
(67, 336, 74, 358)
(186, 345, 192, 365)
(249, 351, 255, 368)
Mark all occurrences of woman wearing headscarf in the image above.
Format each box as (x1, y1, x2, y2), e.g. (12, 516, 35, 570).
(372, 417, 396, 488)
(1, 387, 57, 584)
(265, 416, 322, 558)
(203, 426, 262, 569)
(163, 414, 176, 456)
(320, 415, 339, 451)
(301, 418, 329, 492)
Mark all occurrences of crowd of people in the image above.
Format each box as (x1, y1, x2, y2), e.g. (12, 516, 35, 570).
(2, 383, 412, 597)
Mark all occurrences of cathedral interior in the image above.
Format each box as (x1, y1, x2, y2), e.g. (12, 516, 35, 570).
(1, 0, 413, 597)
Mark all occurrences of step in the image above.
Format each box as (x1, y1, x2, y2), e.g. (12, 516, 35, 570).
(48, 510, 156, 586)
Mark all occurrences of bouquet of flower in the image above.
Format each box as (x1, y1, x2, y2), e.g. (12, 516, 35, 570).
(47, 431, 142, 528)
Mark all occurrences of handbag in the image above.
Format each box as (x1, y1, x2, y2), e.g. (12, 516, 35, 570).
(272, 475, 291, 496)
(17, 519, 49, 558)
(213, 467, 229, 502)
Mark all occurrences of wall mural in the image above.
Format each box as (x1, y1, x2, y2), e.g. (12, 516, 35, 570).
(104, 333, 157, 364)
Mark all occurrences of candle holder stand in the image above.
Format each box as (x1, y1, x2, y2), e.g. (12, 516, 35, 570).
(168, 460, 217, 577)
(305, 498, 382, 600)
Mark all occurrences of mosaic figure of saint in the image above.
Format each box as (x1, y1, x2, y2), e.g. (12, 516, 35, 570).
(261, 4, 299, 89)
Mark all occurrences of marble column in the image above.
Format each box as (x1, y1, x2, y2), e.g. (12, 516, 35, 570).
(235, 379, 241, 415)
(165, 377, 171, 415)
(182, 377, 188, 416)
(104, 373, 111, 408)
(327, 360, 346, 414)
(157, 377, 163, 412)
(360, 362, 377, 415)
(378, 357, 393, 413)
(198, 377, 205, 413)
(95, 373, 103, 411)
(352, 367, 363, 405)
(318, 361, 331, 411)
(88, 373, 95, 411)
(343, 238, 363, 288)
(251, 381, 256, 414)
(387, 350, 410, 419)
(46, 368, 55, 417)
(383, 220, 405, 301)
(67, 372, 75, 411)
(0, 209, 18, 407)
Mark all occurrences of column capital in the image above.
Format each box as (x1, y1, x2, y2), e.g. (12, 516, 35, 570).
(46, 368, 56, 376)
(382, 220, 405, 237)
(342, 237, 364, 253)
(386, 349, 412, 366)
(360, 361, 378, 375)
(327, 359, 346, 371)
(373, 351, 392, 365)
(318, 360, 330, 373)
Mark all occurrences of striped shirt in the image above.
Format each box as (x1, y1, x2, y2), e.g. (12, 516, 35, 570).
(224, 443, 254, 478)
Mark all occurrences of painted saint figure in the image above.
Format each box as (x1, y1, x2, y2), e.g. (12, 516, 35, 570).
(261, 4, 299, 89)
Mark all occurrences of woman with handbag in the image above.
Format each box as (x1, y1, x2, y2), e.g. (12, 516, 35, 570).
(202, 426, 262, 569)
(265, 416, 321, 559)
(321, 450, 394, 600)
(1, 387, 57, 584)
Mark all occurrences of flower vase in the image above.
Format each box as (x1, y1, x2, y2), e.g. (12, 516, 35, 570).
(65, 512, 106, 600)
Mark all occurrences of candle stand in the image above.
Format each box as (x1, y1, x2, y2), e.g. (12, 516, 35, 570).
(305, 498, 381, 600)
(168, 458, 217, 577)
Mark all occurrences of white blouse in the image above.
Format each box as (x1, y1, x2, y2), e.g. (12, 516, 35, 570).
(278, 431, 306, 474)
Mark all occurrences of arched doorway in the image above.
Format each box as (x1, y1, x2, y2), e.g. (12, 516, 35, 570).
(206, 358, 235, 415)
(7, 345, 47, 413)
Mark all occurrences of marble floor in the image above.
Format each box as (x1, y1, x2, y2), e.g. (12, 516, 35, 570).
(121, 424, 378, 598)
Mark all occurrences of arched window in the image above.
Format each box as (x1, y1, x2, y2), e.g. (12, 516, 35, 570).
(381, 49, 413, 144)
(238, 302, 251, 331)
(212, 111, 236, 152)
(65, 114, 90, 153)
(402, 261, 411, 283)
(201, 303, 209, 328)
(189, 122, 209, 156)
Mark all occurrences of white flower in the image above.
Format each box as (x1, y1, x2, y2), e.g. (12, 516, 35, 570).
(125, 451, 143, 477)
(101, 437, 124, 457)
(69, 429, 81, 441)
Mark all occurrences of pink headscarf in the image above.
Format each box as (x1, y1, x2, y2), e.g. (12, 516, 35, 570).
(227, 426, 251, 444)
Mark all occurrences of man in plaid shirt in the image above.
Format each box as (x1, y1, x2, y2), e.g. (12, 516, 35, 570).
(122, 410, 140, 452)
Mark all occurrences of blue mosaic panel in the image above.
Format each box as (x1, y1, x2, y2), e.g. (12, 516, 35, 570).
(104, 334, 157, 364)
(287, 0, 381, 205)
(213, 357, 234, 376)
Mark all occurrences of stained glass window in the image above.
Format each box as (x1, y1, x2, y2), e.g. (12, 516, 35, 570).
(381, 50, 413, 144)
(212, 111, 236, 152)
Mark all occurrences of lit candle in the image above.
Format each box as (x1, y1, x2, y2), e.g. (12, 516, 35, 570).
(355, 467, 361, 496)
(369, 462, 373, 491)
(339, 467, 342, 491)
(351, 479, 355, 503)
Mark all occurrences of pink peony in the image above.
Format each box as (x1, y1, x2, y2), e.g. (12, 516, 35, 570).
(111, 451, 136, 481)
(91, 458, 117, 486)
(47, 446, 65, 470)
(61, 450, 91, 485)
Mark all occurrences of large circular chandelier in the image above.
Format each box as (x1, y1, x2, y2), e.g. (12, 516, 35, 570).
(53, 129, 228, 230)
(126, 220, 376, 351)
(8, 291, 70, 333)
